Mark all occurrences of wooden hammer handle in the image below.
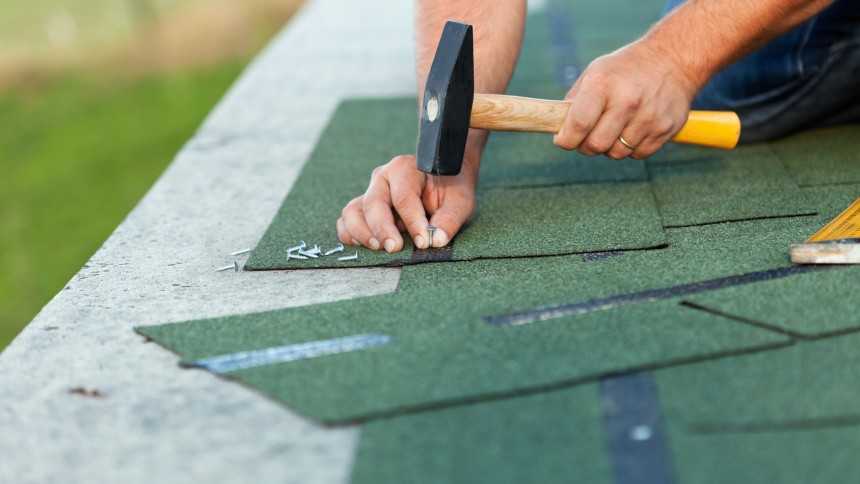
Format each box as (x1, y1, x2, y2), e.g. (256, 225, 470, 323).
(470, 93, 741, 149)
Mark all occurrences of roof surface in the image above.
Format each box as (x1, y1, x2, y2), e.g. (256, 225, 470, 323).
(3, 0, 858, 482)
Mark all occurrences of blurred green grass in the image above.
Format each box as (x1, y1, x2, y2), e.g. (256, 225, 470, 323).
(0, 60, 244, 349)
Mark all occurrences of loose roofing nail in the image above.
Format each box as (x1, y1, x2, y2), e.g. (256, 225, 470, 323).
(324, 243, 345, 256)
(298, 248, 319, 258)
(216, 261, 240, 272)
(286, 241, 306, 253)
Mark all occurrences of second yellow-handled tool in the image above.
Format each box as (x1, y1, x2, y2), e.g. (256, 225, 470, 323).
(417, 20, 741, 175)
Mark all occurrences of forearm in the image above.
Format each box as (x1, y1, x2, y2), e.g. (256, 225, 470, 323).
(414, 0, 527, 178)
(644, 0, 837, 91)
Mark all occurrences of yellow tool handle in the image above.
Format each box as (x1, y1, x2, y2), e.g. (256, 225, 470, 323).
(673, 111, 741, 149)
(470, 93, 741, 149)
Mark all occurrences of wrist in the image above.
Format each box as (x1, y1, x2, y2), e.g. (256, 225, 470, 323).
(638, 0, 763, 94)
(635, 36, 708, 97)
(460, 128, 487, 182)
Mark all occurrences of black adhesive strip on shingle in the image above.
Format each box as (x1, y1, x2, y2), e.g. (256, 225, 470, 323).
(600, 372, 676, 484)
(485, 264, 838, 326)
(410, 244, 454, 263)
(547, 1, 582, 87)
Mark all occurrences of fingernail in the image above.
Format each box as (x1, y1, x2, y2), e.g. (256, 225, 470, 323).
(434, 229, 449, 247)
(414, 235, 425, 249)
(369, 237, 380, 250)
(384, 239, 396, 253)
(351, 238, 360, 246)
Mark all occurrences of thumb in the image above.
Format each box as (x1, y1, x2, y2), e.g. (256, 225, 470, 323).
(428, 203, 473, 248)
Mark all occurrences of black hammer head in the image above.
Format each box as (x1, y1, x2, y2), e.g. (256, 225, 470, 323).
(416, 21, 474, 176)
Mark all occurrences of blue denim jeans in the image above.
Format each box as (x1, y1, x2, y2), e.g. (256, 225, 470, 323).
(664, 0, 860, 142)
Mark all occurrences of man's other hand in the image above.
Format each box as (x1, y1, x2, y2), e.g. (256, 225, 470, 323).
(553, 39, 699, 160)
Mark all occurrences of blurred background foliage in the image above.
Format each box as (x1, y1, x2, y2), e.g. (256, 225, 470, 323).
(0, 0, 304, 349)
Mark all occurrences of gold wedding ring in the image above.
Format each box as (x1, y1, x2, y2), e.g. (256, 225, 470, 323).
(618, 136, 636, 150)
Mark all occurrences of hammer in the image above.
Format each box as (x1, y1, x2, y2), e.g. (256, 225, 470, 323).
(417, 21, 741, 175)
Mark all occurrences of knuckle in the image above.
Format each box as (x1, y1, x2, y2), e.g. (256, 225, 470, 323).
(607, 149, 626, 160)
(398, 212, 420, 229)
(403, 217, 427, 237)
(342, 198, 361, 217)
(651, 125, 671, 140)
(660, 120, 676, 136)
(569, 115, 594, 134)
(391, 191, 411, 210)
(338, 229, 353, 245)
(620, 92, 642, 111)
(368, 220, 385, 237)
(586, 69, 612, 90)
(636, 149, 657, 160)
(360, 200, 377, 219)
(554, 136, 577, 151)
(638, 109, 657, 127)
(585, 138, 610, 154)
(633, 142, 659, 159)
(390, 155, 413, 168)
